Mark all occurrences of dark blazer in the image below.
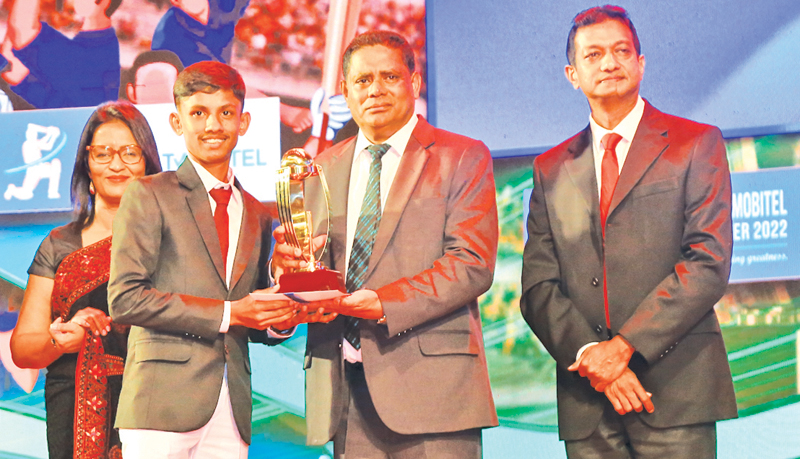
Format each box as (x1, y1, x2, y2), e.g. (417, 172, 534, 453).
(520, 102, 738, 441)
(108, 159, 278, 444)
(303, 116, 499, 445)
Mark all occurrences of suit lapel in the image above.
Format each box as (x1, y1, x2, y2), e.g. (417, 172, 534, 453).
(563, 128, 604, 255)
(368, 118, 432, 277)
(177, 159, 227, 286)
(563, 127, 598, 220)
(230, 180, 257, 291)
(609, 102, 669, 216)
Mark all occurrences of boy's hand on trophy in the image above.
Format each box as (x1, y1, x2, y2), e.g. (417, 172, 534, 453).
(271, 224, 327, 280)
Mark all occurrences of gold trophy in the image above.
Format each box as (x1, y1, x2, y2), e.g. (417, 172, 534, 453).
(275, 148, 346, 294)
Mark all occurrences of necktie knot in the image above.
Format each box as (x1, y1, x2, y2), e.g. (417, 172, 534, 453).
(366, 143, 390, 162)
(601, 133, 623, 154)
(210, 187, 232, 208)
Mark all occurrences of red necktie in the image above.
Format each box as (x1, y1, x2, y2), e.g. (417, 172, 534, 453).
(600, 133, 622, 337)
(600, 133, 623, 234)
(210, 187, 232, 269)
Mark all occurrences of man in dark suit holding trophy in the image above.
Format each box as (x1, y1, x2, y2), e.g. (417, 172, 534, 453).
(273, 30, 499, 458)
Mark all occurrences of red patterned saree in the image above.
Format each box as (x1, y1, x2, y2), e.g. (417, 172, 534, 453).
(51, 237, 126, 459)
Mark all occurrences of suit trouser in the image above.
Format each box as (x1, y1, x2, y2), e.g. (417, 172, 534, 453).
(119, 375, 247, 459)
(565, 404, 716, 459)
(333, 361, 481, 459)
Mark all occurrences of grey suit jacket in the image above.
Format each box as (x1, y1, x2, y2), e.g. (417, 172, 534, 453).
(108, 159, 278, 444)
(520, 102, 738, 440)
(303, 116, 499, 445)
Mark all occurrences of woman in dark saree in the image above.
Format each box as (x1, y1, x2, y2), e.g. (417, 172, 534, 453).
(11, 101, 161, 458)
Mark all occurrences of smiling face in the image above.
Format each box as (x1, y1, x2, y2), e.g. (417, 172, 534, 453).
(565, 19, 645, 107)
(169, 89, 250, 179)
(88, 120, 147, 206)
(341, 44, 420, 144)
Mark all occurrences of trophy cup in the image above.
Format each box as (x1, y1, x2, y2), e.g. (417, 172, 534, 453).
(275, 148, 346, 294)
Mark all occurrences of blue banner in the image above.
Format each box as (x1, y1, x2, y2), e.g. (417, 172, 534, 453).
(0, 107, 94, 214)
(729, 167, 799, 283)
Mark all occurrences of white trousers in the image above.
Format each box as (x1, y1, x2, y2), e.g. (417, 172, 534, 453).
(119, 376, 248, 459)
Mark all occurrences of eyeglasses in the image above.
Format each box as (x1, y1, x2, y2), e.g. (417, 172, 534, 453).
(87, 145, 144, 165)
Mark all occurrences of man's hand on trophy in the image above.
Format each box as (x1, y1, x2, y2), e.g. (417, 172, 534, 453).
(308, 290, 384, 320)
(230, 286, 296, 330)
(271, 224, 327, 280)
(272, 304, 339, 329)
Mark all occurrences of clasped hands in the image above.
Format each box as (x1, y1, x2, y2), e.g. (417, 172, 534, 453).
(49, 307, 112, 353)
(568, 335, 655, 416)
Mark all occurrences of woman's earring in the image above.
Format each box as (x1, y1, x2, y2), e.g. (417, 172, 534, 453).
(89, 181, 95, 195)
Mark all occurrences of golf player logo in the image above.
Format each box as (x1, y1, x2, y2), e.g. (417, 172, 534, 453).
(4, 123, 64, 201)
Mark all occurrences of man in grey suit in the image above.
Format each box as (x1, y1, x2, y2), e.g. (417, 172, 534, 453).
(274, 31, 499, 458)
(520, 6, 737, 458)
(109, 61, 297, 458)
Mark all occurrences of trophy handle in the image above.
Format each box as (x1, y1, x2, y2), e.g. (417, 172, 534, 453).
(276, 168, 300, 250)
(315, 163, 333, 263)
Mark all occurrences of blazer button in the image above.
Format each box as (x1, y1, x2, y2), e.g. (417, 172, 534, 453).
(595, 325, 603, 334)
(591, 277, 600, 287)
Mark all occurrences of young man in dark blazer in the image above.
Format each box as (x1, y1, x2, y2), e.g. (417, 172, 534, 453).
(520, 6, 737, 458)
(274, 31, 499, 458)
(109, 61, 297, 458)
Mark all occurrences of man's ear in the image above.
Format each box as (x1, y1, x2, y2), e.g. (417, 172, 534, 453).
(126, 83, 137, 104)
(169, 112, 183, 136)
(238, 112, 251, 136)
(565, 65, 580, 90)
(411, 72, 421, 99)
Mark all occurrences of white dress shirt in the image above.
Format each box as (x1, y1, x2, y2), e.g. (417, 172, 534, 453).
(342, 114, 419, 362)
(188, 157, 242, 334)
(577, 96, 646, 362)
(589, 96, 646, 196)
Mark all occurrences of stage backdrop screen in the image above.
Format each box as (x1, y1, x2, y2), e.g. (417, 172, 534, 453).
(427, 0, 800, 156)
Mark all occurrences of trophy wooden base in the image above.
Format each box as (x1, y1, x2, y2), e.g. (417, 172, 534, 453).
(278, 269, 346, 293)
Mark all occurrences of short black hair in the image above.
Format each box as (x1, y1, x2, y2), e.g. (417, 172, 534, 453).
(173, 61, 246, 110)
(130, 50, 185, 80)
(105, 0, 123, 17)
(566, 5, 641, 66)
(342, 30, 415, 79)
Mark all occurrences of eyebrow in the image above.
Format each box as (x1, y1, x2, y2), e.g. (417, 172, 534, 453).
(584, 39, 632, 51)
(185, 103, 238, 111)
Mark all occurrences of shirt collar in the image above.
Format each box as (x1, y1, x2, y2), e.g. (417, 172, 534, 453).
(589, 96, 645, 147)
(353, 114, 419, 158)
(187, 156, 236, 193)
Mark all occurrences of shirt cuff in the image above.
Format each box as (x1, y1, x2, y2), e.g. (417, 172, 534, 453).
(219, 301, 231, 333)
(576, 342, 599, 362)
(267, 258, 276, 286)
